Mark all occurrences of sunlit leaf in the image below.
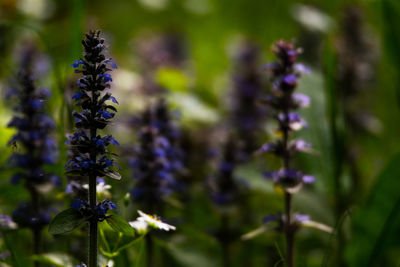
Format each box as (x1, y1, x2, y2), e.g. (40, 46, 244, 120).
(106, 215, 135, 237)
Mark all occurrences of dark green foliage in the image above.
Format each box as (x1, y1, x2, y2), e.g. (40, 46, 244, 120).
(48, 208, 86, 235)
(106, 215, 135, 237)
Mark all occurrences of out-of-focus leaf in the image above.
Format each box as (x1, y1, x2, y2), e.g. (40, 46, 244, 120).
(31, 253, 74, 267)
(106, 215, 135, 237)
(2, 231, 31, 267)
(167, 92, 219, 125)
(301, 220, 333, 233)
(49, 208, 86, 235)
(99, 170, 121, 180)
(156, 68, 188, 92)
(345, 153, 400, 266)
(241, 225, 276, 240)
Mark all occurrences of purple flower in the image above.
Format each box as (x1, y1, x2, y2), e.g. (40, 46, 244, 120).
(257, 142, 277, 154)
(98, 110, 113, 119)
(294, 214, 310, 222)
(99, 73, 112, 82)
(292, 93, 310, 108)
(104, 59, 118, 69)
(71, 60, 84, 68)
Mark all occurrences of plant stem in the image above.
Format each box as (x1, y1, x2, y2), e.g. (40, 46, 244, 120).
(89, 124, 97, 267)
(33, 228, 41, 267)
(221, 214, 230, 267)
(88, 175, 97, 267)
(29, 183, 41, 267)
(146, 234, 154, 267)
(284, 192, 293, 267)
(282, 98, 294, 267)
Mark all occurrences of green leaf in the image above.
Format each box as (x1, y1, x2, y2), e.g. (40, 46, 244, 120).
(99, 170, 121, 180)
(49, 208, 86, 235)
(345, 153, 400, 266)
(156, 68, 188, 92)
(106, 215, 135, 236)
(31, 253, 74, 267)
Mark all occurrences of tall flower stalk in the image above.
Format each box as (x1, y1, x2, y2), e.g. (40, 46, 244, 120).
(259, 40, 313, 267)
(66, 30, 120, 267)
(207, 136, 243, 267)
(129, 100, 181, 267)
(231, 40, 266, 155)
(7, 46, 59, 267)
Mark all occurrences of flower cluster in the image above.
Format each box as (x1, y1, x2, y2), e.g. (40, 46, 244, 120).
(231, 40, 266, 155)
(207, 136, 242, 206)
(65, 30, 120, 197)
(130, 103, 180, 212)
(7, 47, 59, 229)
(259, 40, 313, 192)
(153, 99, 185, 182)
(71, 198, 117, 222)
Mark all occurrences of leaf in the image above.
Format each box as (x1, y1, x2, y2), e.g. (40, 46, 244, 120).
(106, 215, 135, 236)
(2, 231, 31, 267)
(345, 153, 400, 266)
(241, 225, 276, 241)
(31, 253, 74, 267)
(156, 68, 188, 92)
(48, 208, 86, 235)
(99, 170, 121, 180)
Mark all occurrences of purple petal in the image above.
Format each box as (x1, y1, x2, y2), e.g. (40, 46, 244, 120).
(302, 175, 315, 184)
(262, 214, 278, 224)
(295, 214, 310, 222)
(293, 93, 310, 107)
(294, 63, 311, 75)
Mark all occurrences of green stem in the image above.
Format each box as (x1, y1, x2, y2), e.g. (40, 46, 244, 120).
(284, 192, 293, 267)
(146, 234, 154, 267)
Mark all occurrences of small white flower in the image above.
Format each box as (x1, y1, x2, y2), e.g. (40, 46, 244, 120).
(137, 210, 176, 231)
(106, 259, 114, 267)
(129, 219, 149, 234)
(83, 180, 112, 198)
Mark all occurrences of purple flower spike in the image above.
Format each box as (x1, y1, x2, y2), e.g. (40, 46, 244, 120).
(65, 30, 120, 217)
(7, 48, 58, 229)
(259, 40, 317, 241)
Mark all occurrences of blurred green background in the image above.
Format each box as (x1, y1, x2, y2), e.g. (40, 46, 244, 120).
(1, 0, 400, 266)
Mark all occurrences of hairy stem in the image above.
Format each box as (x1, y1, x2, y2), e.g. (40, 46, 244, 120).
(89, 122, 97, 266)
(88, 174, 97, 267)
(282, 97, 294, 267)
(284, 192, 293, 267)
(29, 184, 41, 267)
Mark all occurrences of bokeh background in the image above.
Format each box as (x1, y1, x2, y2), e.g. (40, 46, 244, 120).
(1, 0, 400, 266)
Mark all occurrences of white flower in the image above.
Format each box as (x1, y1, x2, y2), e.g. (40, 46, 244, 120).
(129, 219, 149, 234)
(83, 180, 112, 198)
(137, 210, 176, 231)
